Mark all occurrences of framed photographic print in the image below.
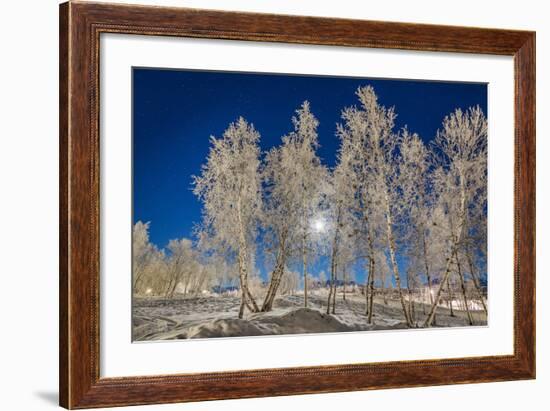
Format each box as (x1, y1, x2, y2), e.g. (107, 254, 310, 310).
(59, 1, 535, 409)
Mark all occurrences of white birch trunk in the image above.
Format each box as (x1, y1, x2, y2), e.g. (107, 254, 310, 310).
(383, 190, 414, 327)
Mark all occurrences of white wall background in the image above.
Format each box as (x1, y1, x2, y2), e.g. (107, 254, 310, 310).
(0, 0, 547, 410)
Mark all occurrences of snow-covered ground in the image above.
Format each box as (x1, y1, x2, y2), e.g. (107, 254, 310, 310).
(133, 291, 487, 341)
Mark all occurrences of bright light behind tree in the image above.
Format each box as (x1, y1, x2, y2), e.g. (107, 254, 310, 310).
(312, 217, 326, 233)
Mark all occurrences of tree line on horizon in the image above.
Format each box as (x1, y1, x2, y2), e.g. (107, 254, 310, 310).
(133, 85, 488, 328)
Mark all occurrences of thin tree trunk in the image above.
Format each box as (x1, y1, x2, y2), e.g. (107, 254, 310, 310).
(236, 198, 259, 316)
(364, 259, 372, 315)
(327, 206, 341, 314)
(133, 268, 146, 295)
(266, 231, 289, 308)
(365, 262, 371, 317)
(447, 275, 455, 317)
(343, 267, 347, 301)
(327, 269, 334, 314)
(243, 296, 254, 313)
(423, 250, 457, 327)
(327, 254, 336, 314)
(422, 292, 426, 315)
(362, 209, 377, 322)
(331, 262, 337, 314)
(238, 247, 259, 312)
(164, 277, 174, 298)
(261, 233, 288, 312)
(383, 193, 413, 327)
(165, 255, 184, 299)
(261, 262, 284, 312)
(454, 250, 474, 325)
(407, 269, 415, 325)
(423, 170, 468, 327)
(368, 259, 375, 323)
(421, 229, 435, 324)
(303, 233, 308, 308)
(467, 252, 488, 315)
(238, 299, 245, 319)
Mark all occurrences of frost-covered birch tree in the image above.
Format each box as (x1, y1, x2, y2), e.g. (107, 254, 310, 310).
(336, 100, 380, 319)
(398, 129, 432, 325)
(324, 161, 357, 314)
(337, 86, 415, 326)
(259, 140, 300, 311)
(193, 117, 263, 318)
(133, 221, 165, 295)
(164, 238, 196, 298)
(291, 102, 329, 308)
(423, 106, 488, 326)
(261, 102, 328, 310)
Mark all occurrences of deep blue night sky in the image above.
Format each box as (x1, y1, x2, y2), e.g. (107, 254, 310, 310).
(133, 68, 487, 280)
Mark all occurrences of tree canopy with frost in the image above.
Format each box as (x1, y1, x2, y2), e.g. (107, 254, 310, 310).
(261, 101, 328, 310)
(423, 106, 488, 326)
(193, 117, 263, 318)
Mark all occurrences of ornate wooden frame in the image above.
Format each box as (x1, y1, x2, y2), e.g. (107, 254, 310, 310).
(59, 1, 535, 408)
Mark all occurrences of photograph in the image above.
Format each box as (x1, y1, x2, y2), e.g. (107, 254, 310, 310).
(131, 68, 489, 341)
